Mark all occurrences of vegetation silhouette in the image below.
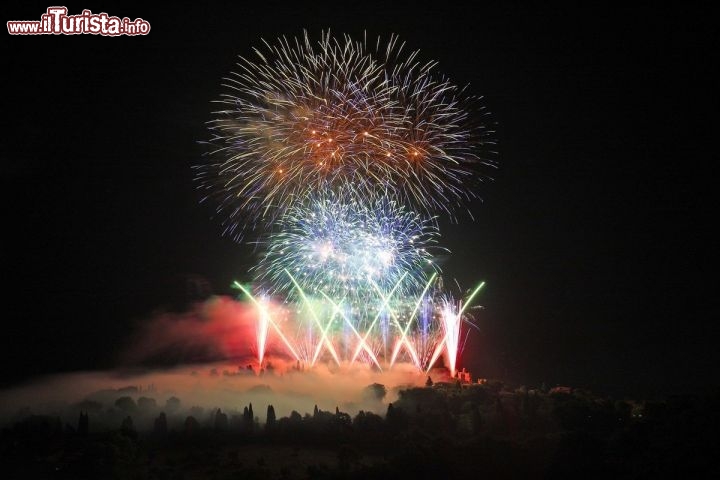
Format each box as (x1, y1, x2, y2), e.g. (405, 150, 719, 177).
(1, 382, 718, 479)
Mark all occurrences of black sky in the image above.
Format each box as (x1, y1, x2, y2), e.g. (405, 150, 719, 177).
(1, 2, 714, 397)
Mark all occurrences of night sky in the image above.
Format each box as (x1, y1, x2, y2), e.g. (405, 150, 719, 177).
(2, 3, 714, 398)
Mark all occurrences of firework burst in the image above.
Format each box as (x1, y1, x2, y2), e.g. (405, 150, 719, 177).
(253, 189, 440, 300)
(196, 31, 496, 239)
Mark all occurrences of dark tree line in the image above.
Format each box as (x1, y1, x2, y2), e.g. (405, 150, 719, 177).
(2, 384, 719, 479)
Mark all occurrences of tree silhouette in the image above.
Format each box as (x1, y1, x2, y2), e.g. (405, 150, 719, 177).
(137, 396, 157, 411)
(386, 403, 407, 432)
(363, 383, 387, 402)
(266, 405, 276, 431)
(77, 411, 88, 437)
(154, 412, 168, 436)
(120, 416, 136, 439)
(214, 408, 228, 431)
(165, 396, 181, 413)
(114, 396, 137, 413)
(184, 415, 199, 435)
(243, 405, 254, 433)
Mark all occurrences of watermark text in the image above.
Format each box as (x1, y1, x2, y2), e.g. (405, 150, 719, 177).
(8, 7, 150, 36)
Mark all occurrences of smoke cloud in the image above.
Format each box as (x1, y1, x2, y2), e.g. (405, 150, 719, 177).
(0, 296, 453, 430)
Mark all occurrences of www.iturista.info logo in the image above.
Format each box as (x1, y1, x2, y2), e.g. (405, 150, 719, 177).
(7, 7, 150, 36)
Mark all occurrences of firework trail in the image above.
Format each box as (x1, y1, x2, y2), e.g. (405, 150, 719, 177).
(233, 271, 484, 374)
(426, 282, 485, 376)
